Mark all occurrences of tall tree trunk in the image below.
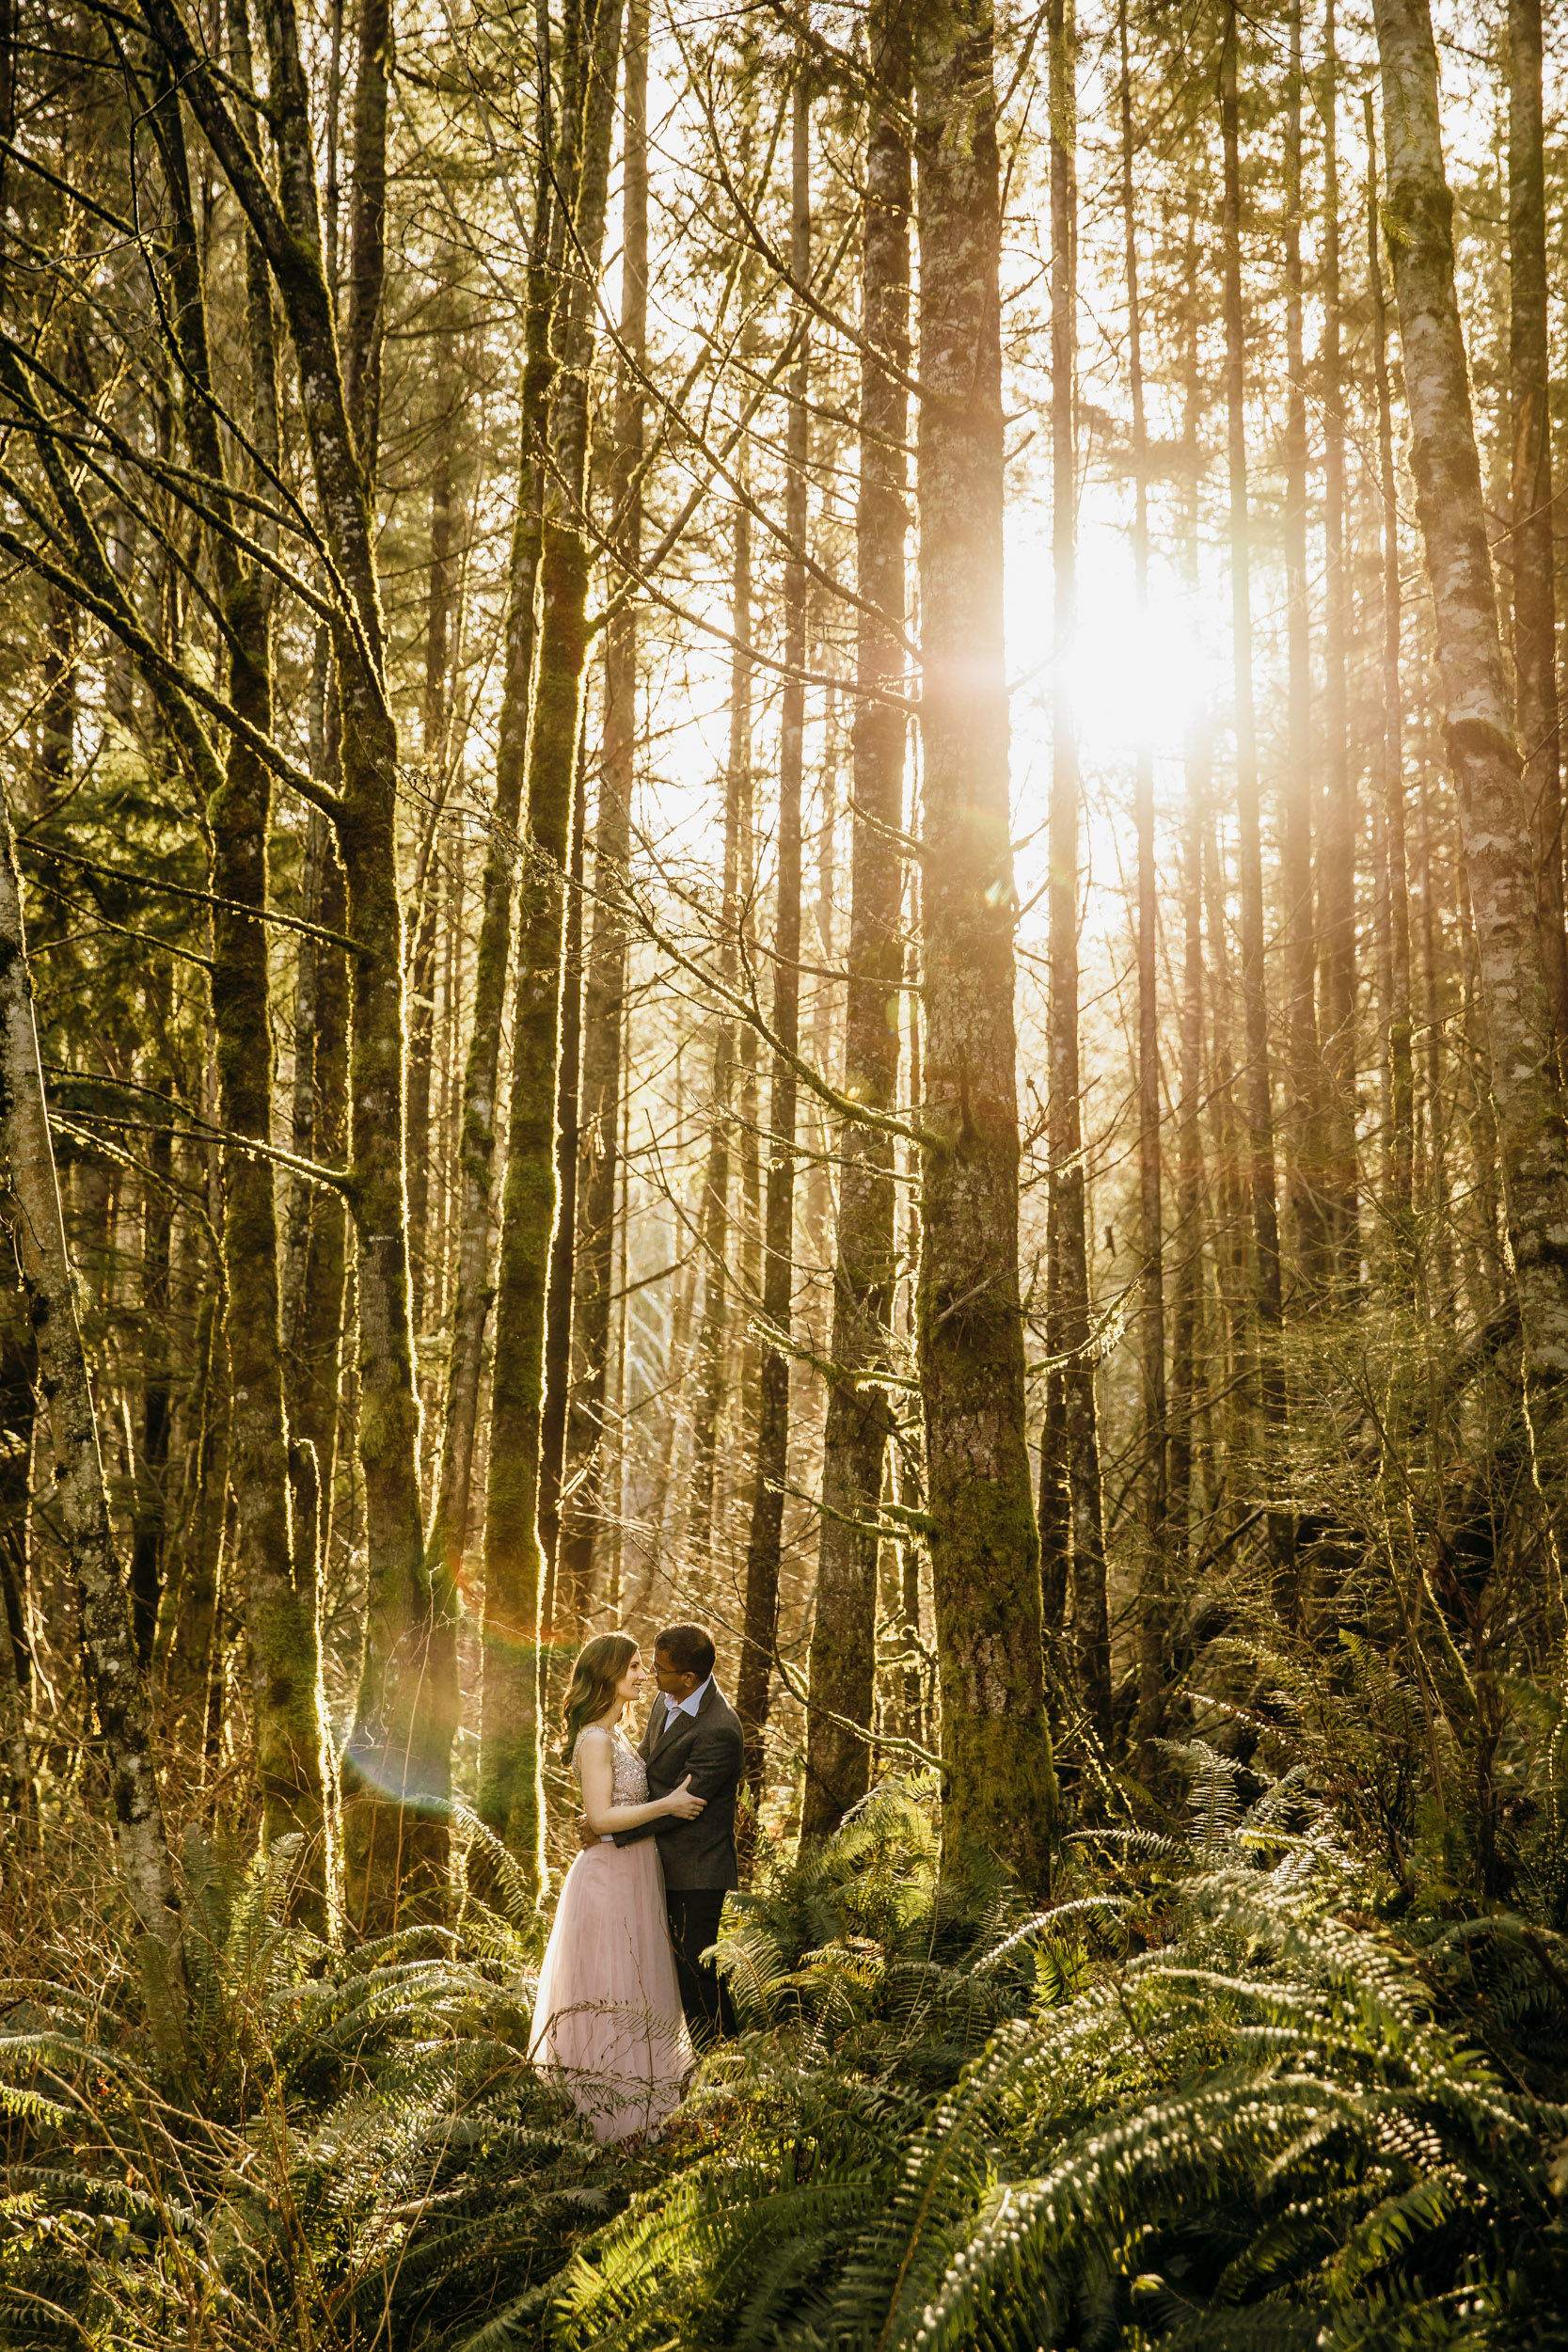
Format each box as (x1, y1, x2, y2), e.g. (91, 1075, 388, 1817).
(798, 0, 909, 1835)
(736, 785, 764, 1532)
(292, 829, 348, 1600)
(806, 712, 838, 1264)
(538, 741, 587, 1593)
(1370, 0, 1568, 1567)
(0, 1288, 35, 1820)
(149, 40, 328, 1911)
(481, 0, 625, 1884)
(168, 1292, 229, 1757)
(1367, 96, 1415, 1275)
(344, 0, 388, 483)
(140, 0, 459, 1931)
(130, 1032, 172, 1671)
(407, 321, 461, 1337)
(1508, 0, 1567, 1067)
(744, 68, 808, 1831)
(0, 794, 188, 2050)
(1169, 724, 1207, 1585)
(914, 0, 1055, 1888)
(1283, 0, 1323, 1292)
(1122, 0, 1165, 1775)
(281, 23, 347, 1581)
(1047, 0, 1110, 1746)
(427, 60, 559, 1608)
(1221, 0, 1291, 1599)
(560, 0, 648, 1629)
(1318, 0, 1356, 1293)
(689, 504, 748, 1564)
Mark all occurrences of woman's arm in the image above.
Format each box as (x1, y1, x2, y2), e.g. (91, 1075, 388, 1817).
(577, 1729, 705, 1837)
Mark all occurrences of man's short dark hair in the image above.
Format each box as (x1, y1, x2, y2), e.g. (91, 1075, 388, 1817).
(656, 1622, 716, 1680)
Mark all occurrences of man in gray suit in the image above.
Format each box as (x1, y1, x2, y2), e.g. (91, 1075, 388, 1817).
(613, 1622, 742, 2042)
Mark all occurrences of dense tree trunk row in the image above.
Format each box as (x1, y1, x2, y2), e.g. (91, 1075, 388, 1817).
(0, 0, 1563, 1957)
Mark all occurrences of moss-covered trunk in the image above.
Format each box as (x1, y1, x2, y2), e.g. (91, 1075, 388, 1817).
(1045, 0, 1110, 1749)
(1120, 0, 1166, 1773)
(1281, 0, 1323, 1295)
(427, 104, 558, 1607)
(1316, 0, 1356, 1293)
(287, 820, 348, 1593)
(689, 507, 749, 1565)
(130, 1052, 172, 1672)
(481, 0, 624, 1882)
(0, 794, 188, 2049)
(558, 0, 648, 1628)
(406, 282, 465, 1342)
(148, 42, 328, 1912)
(742, 72, 809, 1833)
(1507, 0, 1567, 1069)
(213, 593, 330, 1911)
(166, 1292, 230, 1759)
(800, 9, 909, 1836)
(1372, 0, 1568, 1565)
(1221, 0, 1291, 1597)
(0, 1287, 34, 1820)
(538, 761, 587, 1594)
(1367, 100, 1415, 1270)
(913, 0, 1055, 1890)
(139, 0, 458, 1931)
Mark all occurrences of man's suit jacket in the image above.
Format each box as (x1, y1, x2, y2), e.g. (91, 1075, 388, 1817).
(614, 1679, 742, 1892)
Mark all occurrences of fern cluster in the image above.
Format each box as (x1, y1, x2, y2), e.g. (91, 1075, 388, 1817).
(554, 1765, 1568, 2352)
(1, 1767, 1566, 2350)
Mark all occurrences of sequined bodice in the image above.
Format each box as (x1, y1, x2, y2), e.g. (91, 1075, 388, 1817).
(610, 1724, 647, 1804)
(575, 1722, 647, 1804)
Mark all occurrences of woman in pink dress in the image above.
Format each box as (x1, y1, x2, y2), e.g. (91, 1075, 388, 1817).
(530, 1633, 703, 2143)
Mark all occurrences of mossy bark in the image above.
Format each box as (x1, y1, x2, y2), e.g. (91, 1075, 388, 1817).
(427, 119, 559, 1615)
(1221, 1, 1291, 1597)
(538, 764, 587, 1594)
(743, 72, 809, 1835)
(1281, 0, 1324, 1295)
(481, 0, 624, 1883)
(1046, 0, 1110, 1750)
(140, 0, 458, 1931)
(689, 507, 749, 1566)
(130, 1049, 172, 1672)
(344, 0, 388, 480)
(913, 0, 1056, 1891)
(286, 815, 348, 1586)
(166, 1292, 230, 1757)
(1169, 731, 1207, 1575)
(211, 595, 330, 1916)
(1120, 0, 1166, 1776)
(558, 0, 647, 1629)
(1506, 0, 1567, 1069)
(1315, 0, 1356, 1294)
(0, 794, 188, 2049)
(147, 44, 328, 1915)
(1366, 99, 1415, 1272)
(800, 11, 909, 1837)
(0, 1287, 34, 1820)
(1372, 0, 1568, 1565)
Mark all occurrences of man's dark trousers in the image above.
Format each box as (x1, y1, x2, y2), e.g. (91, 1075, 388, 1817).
(665, 1888, 736, 2042)
(615, 1678, 744, 2044)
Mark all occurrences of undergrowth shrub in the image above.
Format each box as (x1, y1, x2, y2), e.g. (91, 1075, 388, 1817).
(0, 1766, 1564, 2350)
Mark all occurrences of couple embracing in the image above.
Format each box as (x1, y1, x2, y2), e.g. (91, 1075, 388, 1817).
(530, 1622, 741, 2143)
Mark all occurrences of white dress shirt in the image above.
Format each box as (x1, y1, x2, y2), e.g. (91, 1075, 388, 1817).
(659, 1675, 711, 1735)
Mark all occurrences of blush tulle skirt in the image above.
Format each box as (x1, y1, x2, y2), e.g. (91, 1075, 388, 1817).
(530, 1837, 692, 2143)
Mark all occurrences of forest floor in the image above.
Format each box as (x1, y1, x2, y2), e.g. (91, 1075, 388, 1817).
(2, 1747, 1567, 2351)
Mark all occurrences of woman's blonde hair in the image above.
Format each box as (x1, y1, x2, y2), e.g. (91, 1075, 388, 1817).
(561, 1631, 637, 1760)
